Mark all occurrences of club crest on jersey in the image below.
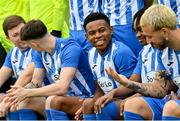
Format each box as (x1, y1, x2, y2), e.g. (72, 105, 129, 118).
(98, 76, 114, 94)
(53, 74, 60, 81)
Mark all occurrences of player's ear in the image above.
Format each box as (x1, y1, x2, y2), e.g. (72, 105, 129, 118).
(110, 26, 113, 35)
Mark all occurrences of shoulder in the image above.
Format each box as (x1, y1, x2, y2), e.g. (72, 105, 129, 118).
(113, 40, 133, 55)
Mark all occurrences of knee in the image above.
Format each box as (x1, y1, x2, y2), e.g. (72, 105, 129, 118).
(18, 98, 31, 109)
(46, 96, 66, 110)
(163, 100, 179, 116)
(124, 97, 145, 112)
(82, 98, 95, 114)
(124, 97, 152, 119)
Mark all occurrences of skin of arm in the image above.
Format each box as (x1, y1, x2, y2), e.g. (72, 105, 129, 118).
(7, 67, 76, 104)
(75, 81, 104, 120)
(93, 74, 141, 112)
(0, 66, 13, 88)
(27, 67, 76, 96)
(0, 67, 12, 117)
(14, 62, 35, 87)
(110, 74, 141, 98)
(93, 82, 105, 99)
(106, 67, 178, 98)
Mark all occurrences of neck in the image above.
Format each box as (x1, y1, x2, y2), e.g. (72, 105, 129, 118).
(168, 28, 180, 51)
(44, 34, 56, 54)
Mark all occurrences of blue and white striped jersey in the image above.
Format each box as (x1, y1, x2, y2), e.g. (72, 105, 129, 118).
(101, 0, 144, 26)
(157, 0, 180, 26)
(158, 48, 180, 88)
(33, 38, 96, 98)
(69, 0, 100, 30)
(3, 47, 34, 79)
(133, 44, 159, 83)
(133, 44, 172, 84)
(88, 39, 137, 94)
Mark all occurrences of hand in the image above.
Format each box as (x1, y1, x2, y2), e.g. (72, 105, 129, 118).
(74, 106, 83, 121)
(74, 98, 84, 121)
(106, 67, 129, 86)
(120, 99, 125, 116)
(169, 91, 178, 100)
(6, 85, 27, 105)
(9, 103, 18, 112)
(94, 91, 115, 114)
(0, 97, 11, 117)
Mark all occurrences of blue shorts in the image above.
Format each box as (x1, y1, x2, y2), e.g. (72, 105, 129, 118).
(112, 24, 142, 57)
(142, 97, 167, 120)
(70, 30, 92, 54)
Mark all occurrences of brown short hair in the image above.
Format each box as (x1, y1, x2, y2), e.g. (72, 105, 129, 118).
(20, 19, 47, 41)
(2, 15, 26, 37)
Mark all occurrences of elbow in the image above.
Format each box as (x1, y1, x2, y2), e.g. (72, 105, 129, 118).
(55, 84, 68, 96)
(57, 89, 67, 96)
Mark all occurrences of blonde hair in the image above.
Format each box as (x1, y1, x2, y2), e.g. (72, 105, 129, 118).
(140, 4, 177, 31)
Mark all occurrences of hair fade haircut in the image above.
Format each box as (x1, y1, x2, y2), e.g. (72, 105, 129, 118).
(140, 4, 177, 31)
(3, 15, 26, 37)
(20, 19, 47, 41)
(83, 12, 110, 31)
(133, 7, 147, 29)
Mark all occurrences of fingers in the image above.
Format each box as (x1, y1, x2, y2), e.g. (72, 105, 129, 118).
(170, 91, 178, 100)
(120, 100, 125, 116)
(156, 70, 170, 79)
(6, 85, 19, 94)
(106, 67, 119, 81)
(94, 98, 105, 114)
(74, 107, 83, 121)
(9, 103, 18, 112)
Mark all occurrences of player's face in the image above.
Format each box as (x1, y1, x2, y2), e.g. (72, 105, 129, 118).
(7, 23, 29, 50)
(86, 19, 113, 55)
(133, 18, 147, 46)
(142, 25, 167, 50)
(26, 39, 43, 52)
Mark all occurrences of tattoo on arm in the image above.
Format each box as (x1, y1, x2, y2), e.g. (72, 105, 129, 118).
(126, 71, 177, 98)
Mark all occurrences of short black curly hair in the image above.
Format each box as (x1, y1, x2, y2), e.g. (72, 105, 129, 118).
(83, 12, 110, 31)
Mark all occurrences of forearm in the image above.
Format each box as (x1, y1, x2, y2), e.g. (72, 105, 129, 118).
(0, 67, 12, 88)
(14, 73, 32, 87)
(27, 83, 67, 97)
(113, 86, 134, 98)
(124, 79, 172, 98)
(93, 82, 104, 100)
(15, 63, 35, 87)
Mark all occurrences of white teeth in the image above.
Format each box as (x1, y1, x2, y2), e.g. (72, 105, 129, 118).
(96, 40, 104, 46)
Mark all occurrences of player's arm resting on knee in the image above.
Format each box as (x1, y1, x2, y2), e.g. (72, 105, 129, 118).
(0, 96, 12, 117)
(106, 67, 178, 98)
(94, 74, 141, 112)
(6, 68, 46, 104)
(8, 67, 76, 103)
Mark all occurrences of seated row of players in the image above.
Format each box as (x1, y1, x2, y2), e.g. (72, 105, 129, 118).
(0, 5, 180, 120)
